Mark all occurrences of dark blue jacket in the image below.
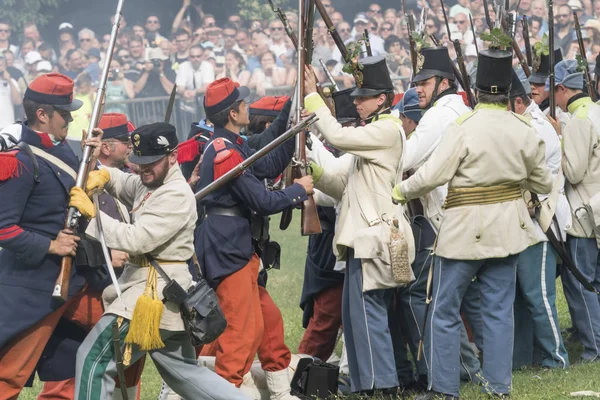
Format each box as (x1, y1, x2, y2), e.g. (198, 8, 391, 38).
(195, 126, 307, 288)
(0, 124, 87, 351)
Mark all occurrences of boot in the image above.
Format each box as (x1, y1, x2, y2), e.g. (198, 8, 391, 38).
(112, 386, 139, 400)
(158, 380, 182, 400)
(265, 369, 301, 400)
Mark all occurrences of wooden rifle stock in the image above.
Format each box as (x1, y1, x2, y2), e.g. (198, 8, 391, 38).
(53, 0, 125, 303)
(573, 12, 597, 101)
(407, 15, 418, 73)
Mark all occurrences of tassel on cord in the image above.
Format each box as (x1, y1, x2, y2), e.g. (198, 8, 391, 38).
(213, 148, 244, 180)
(177, 136, 201, 164)
(0, 152, 23, 181)
(124, 262, 165, 352)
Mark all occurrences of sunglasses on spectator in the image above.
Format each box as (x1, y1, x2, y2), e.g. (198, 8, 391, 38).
(557, 14, 569, 18)
(205, 23, 215, 27)
(224, 34, 236, 38)
(0, 29, 9, 33)
(369, 8, 382, 13)
(270, 27, 284, 31)
(147, 20, 159, 24)
(80, 38, 92, 42)
(426, 24, 436, 28)
(455, 20, 467, 24)
(339, 28, 351, 33)
(381, 27, 393, 31)
(189, 55, 203, 59)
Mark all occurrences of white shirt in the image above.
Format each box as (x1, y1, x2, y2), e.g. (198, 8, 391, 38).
(403, 94, 470, 231)
(176, 60, 215, 113)
(526, 101, 571, 241)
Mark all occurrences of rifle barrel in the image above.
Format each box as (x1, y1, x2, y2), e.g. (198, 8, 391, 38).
(574, 11, 597, 101)
(548, 0, 556, 118)
(54, 0, 125, 303)
(469, 14, 479, 54)
(194, 115, 318, 201)
(522, 16, 532, 67)
(453, 39, 476, 108)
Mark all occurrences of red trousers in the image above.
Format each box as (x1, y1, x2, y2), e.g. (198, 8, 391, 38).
(0, 288, 143, 400)
(201, 257, 292, 385)
(200, 255, 264, 387)
(298, 283, 343, 361)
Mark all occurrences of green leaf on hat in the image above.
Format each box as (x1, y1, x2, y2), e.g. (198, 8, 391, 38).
(575, 54, 588, 72)
(342, 40, 365, 75)
(533, 33, 550, 57)
(480, 27, 512, 50)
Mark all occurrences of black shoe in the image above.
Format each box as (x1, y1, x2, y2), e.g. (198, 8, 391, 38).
(378, 386, 401, 399)
(403, 375, 428, 393)
(414, 390, 459, 400)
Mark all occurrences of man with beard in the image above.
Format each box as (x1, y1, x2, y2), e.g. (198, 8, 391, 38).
(554, 4, 575, 56)
(72, 122, 249, 399)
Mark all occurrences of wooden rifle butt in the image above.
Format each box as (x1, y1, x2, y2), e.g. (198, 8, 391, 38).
(52, 256, 72, 303)
(301, 195, 322, 235)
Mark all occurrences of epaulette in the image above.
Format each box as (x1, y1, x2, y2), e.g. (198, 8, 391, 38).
(0, 150, 24, 181)
(511, 112, 533, 127)
(455, 110, 477, 126)
(177, 133, 211, 164)
(213, 138, 244, 180)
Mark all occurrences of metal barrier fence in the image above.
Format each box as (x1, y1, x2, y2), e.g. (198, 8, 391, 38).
(104, 77, 408, 141)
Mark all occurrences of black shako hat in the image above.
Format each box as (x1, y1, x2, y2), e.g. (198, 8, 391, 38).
(350, 56, 394, 97)
(333, 87, 360, 124)
(411, 47, 455, 84)
(509, 70, 527, 99)
(476, 49, 513, 94)
(529, 48, 563, 85)
(129, 122, 179, 165)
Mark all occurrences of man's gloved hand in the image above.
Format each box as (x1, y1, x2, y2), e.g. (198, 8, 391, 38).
(86, 169, 111, 197)
(69, 187, 96, 220)
(392, 184, 408, 205)
(307, 161, 323, 184)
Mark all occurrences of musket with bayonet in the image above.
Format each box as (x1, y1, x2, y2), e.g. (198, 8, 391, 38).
(268, 0, 298, 49)
(548, 0, 556, 119)
(403, 0, 418, 72)
(469, 14, 479, 54)
(522, 16, 533, 67)
(53, 0, 125, 303)
(195, 115, 319, 201)
(573, 11, 597, 101)
(320, 58, 339, 91)
(438, 0, 476, 107)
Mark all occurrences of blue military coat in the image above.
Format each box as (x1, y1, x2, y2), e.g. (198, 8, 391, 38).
(195, 125, 307, 288)
(0, 124, 86, 351)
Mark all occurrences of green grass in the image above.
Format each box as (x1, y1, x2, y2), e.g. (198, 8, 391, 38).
(21, 214, 600, 399)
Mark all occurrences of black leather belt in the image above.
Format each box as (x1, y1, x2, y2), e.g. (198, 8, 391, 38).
(204, 206, 247, 218)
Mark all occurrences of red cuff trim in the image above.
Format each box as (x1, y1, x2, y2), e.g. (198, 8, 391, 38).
(0, 225, 24, 241)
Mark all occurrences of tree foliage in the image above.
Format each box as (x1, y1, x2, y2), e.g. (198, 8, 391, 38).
(238, 0, 290, 24)
(0, 0, 68, 33)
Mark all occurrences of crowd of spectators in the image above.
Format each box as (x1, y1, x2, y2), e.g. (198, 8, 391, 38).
(0, 0, 599, 136)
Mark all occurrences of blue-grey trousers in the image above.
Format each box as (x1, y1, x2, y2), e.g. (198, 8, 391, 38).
(391, 249, 481, 385)
(562, 235, 600, 361)
(425, 256, 518, 397)
(343, 250, 399, 392)
(513, 242, 568, 369)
